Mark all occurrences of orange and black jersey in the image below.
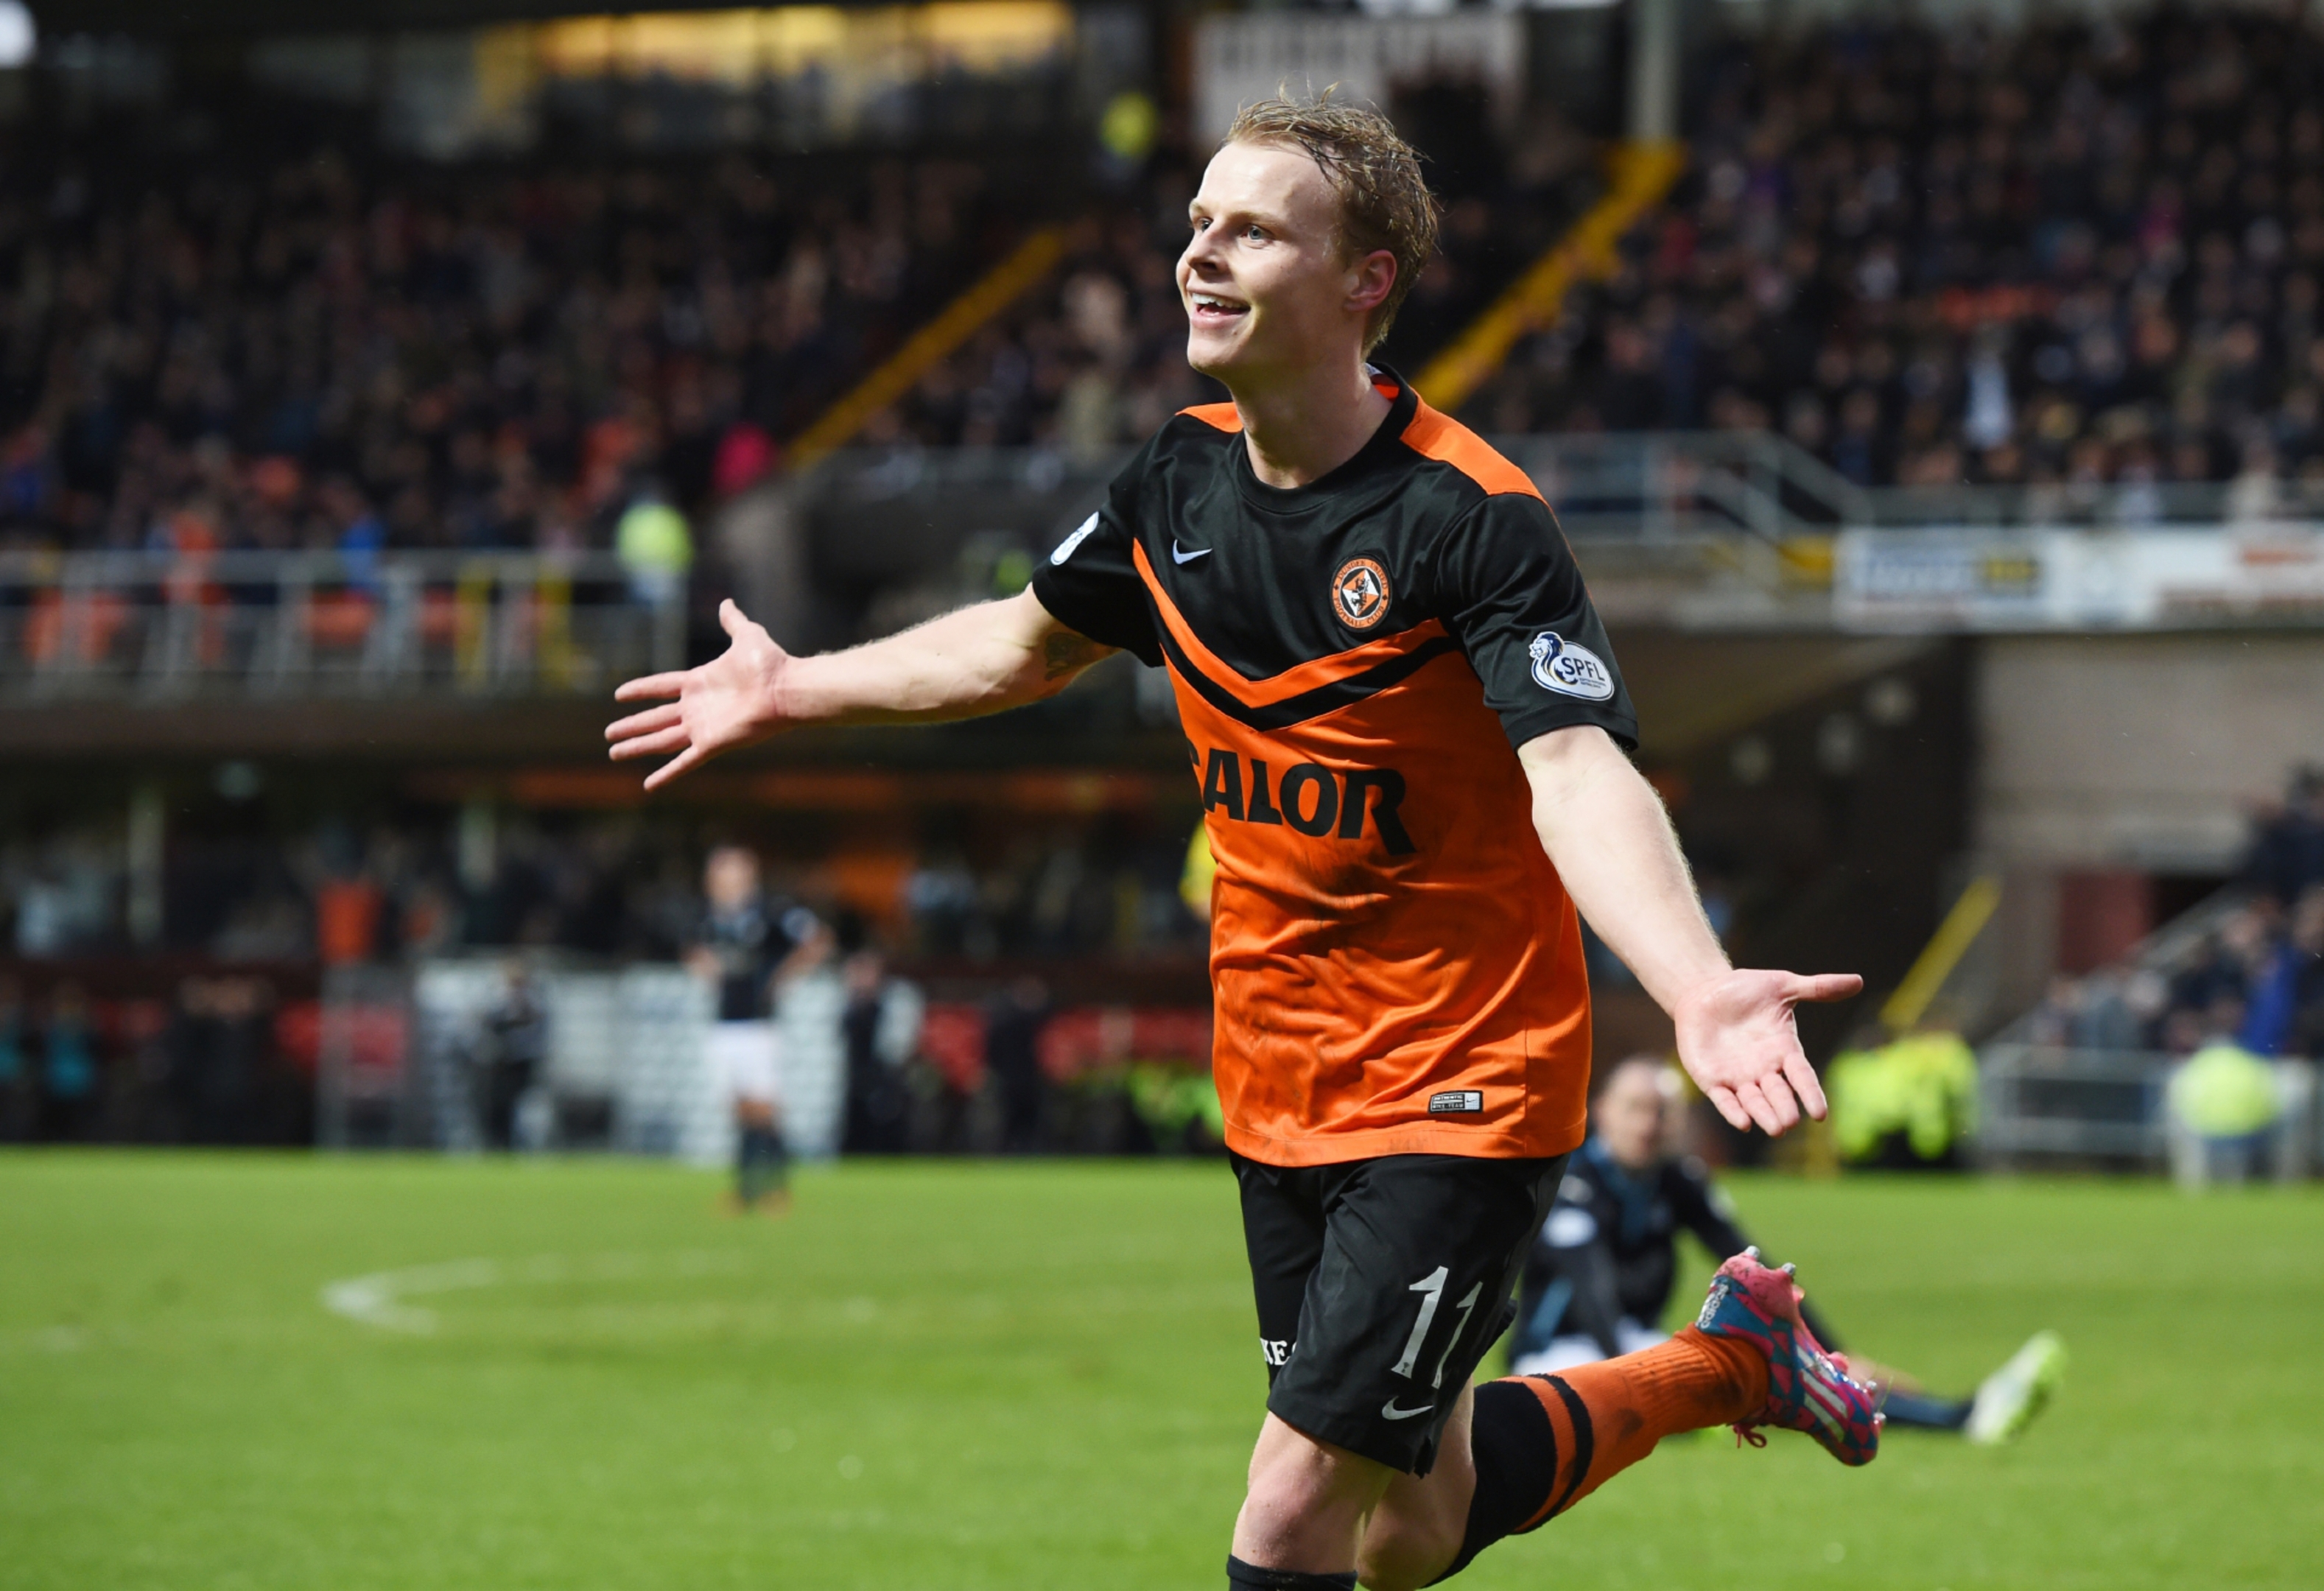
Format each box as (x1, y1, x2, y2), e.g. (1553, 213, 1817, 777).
(1030, 369, 1637, 1167)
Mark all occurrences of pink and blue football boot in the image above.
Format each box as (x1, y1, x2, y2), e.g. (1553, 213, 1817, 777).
(1695, 1247, 1884, 1467)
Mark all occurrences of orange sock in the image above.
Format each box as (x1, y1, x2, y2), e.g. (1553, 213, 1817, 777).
(1435, 1329, 1768, 1583)
(1510, 1327, 1768, 1525)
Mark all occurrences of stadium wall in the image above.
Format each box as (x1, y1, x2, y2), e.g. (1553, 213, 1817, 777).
(1974, 631, 2324, 1014)
(1976, 633, 2324, 874)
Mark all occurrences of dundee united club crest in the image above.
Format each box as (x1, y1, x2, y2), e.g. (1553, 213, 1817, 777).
(1528, 631, 1615, 700)
(1331, 558, 1391, 629)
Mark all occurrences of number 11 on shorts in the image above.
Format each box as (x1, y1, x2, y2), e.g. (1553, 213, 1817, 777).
(1391, 1266, 1481, 1388)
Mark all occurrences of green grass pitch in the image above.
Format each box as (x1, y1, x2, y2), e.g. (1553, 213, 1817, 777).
(3, 1153, 2318, 1590)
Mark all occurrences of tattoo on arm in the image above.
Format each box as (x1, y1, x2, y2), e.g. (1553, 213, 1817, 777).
(1042, 631, 1101, 681)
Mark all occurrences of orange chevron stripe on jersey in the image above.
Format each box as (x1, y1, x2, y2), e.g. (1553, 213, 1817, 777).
(1170, 619, 1595, 1165)
(1129, 538, 1450, 711)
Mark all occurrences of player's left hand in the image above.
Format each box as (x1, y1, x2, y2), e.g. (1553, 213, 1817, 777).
(1670, 969, 1864, 1137)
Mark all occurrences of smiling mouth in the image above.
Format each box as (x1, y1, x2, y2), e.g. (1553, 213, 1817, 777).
(1188, 292, 1249, 324)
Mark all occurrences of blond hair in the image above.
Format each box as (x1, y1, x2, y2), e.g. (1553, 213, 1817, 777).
(1224, 93, 1441, 356)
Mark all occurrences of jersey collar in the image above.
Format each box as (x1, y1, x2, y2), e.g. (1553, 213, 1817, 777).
(1227, 364, 1422, 512)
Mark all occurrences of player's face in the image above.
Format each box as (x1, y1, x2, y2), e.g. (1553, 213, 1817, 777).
(705, 847, 759, 910)
(1179, 139, 1395, 386)
(1596, 1067, 1668, 1170)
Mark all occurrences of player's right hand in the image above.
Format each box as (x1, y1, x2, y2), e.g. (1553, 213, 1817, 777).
(606, 599, 790, 790)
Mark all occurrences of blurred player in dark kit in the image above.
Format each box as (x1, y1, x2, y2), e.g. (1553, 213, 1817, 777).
(1513, 1056, 2065, 1443)
(687, 845, 794, 1213)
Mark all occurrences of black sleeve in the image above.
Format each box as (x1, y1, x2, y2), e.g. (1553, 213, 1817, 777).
(1669, 1159, 1845, 1352)
(1537, 1199, 1628, 1360)
(1028, 443, 1163, 667)
(1431, 493, 1637, 751)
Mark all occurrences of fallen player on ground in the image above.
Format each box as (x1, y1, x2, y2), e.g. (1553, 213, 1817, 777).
(1512, 1056, 2065, 1444)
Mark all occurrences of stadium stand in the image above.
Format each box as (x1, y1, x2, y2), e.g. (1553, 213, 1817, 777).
(0, 83, 1070, 555)
(0, 61, 1607, 554)
(1482, 8, 2324, 501)
(25, 5, 2324, 563)
(0, 783, 1215, 1148)
(7, 4, 2324, 1167)
(0, 798, 1206, 964)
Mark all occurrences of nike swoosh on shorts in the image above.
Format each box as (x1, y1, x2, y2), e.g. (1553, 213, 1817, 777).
(1380, 1398, 1436, 1421)
(1173, 541, 1212, 564)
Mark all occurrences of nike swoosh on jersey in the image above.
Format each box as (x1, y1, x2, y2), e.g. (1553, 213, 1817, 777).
(1172, 540, 1212, 564)
(1380, 1397, 1436, 1421)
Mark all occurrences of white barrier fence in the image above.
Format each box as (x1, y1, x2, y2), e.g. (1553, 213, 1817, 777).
(316, 958, 845, 1165)
(1978, 1044, 2318, 1183)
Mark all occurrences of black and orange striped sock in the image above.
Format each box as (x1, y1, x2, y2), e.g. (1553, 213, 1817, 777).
(1430, 1328, 1767, 1584)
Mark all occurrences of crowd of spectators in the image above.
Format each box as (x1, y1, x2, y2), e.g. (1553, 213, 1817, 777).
(871, 197, 1215, 458)
(24, 8, 2324, 565)
(0, 84, 1064, 559)
(0, 67, 1609, 565)
(2030, 768, 2324, 1061)
(1487, 9, 2324, 507)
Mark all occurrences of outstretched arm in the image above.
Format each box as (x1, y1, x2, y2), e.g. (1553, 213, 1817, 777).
(606, 589, 1114, 789)
(1520, 725, 1863, 1137)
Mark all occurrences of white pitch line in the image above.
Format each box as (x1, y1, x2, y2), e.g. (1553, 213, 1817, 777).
(321, 1257, 514, 1334)
(320, 1251, 745, 1335)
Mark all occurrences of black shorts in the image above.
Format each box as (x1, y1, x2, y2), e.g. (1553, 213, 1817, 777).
(1231, 1150, 1568, 1476)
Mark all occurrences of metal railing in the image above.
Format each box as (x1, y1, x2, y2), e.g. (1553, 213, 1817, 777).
(798, 429, 1869, 548)
(1856, 477, 2314, 530)
(1971, 894, 2222, 1171)
(1475, 435, 2324, 535)
(1481, 434, 2314, 533)
(1978, 1044, 2172, 1166)
(12, 433, 2321, 704)
(1970, 889, 2324, 1176)
(798, 430, 2305, 550)
(1496, 431, 1868, 540)
(1977, 1043, 2320, 1179)
(0, 549, 683, 701)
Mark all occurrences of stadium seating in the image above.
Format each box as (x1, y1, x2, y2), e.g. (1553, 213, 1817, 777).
(0, 69, 1609, 555)
(1490, 9, 2324, 499)
(0, 85, 1067, 555)
(19, 6, 2324, 568)
(849, 5, 2324, 503)
(874, 100, 1601, 450)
